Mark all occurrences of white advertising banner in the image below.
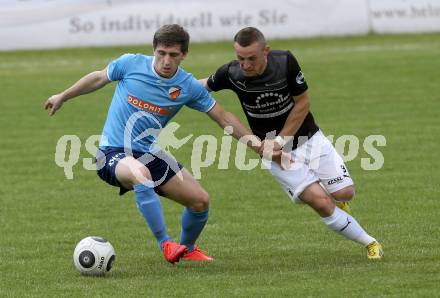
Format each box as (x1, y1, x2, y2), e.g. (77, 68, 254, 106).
(0, 0, 369, 51)
(369, 0, 440, 33)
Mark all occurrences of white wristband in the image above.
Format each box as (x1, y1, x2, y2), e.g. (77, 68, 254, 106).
(274, 135, 286, 148)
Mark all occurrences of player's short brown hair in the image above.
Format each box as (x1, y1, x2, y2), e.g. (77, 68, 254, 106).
(153, 24, 190, 53)
(234, 27, 266, 47)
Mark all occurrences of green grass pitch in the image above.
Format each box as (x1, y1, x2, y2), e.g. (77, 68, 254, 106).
(1, 33, 439, 297)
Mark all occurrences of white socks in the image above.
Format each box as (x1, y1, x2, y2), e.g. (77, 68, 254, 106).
(322, 207, 375, 246)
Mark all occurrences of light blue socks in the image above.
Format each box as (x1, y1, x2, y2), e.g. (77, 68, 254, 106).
(134, 183, 170, 247)
(180, 208, 209, 252)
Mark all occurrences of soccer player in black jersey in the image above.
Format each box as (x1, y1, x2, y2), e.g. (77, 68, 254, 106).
(199, 27, 383, 259)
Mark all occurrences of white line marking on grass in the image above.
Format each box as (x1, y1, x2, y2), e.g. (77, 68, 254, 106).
(0, 58, 110, 70)
(0, 41, 439, 70)
(303, 42, 440, 55)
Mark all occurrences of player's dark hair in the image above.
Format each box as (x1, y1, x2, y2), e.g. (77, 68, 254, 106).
(234, 27, 266, 47)
(153, 24, 190, 53)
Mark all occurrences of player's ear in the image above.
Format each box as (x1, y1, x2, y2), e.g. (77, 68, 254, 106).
(181, 51, 188, 60)
(263, 46, 270, 57)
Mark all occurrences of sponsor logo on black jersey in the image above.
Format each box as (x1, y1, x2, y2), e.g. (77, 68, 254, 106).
(265, 78, 287, 87)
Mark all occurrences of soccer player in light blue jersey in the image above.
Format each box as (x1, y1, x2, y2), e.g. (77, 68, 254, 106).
(44, 24, 262, 263)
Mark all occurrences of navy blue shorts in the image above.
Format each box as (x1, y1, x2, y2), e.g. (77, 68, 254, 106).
(96, 147, 183, 196)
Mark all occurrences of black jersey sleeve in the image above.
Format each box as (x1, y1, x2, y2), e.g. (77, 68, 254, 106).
(206, 63, 232, 91)
(286, 51, 308, 96)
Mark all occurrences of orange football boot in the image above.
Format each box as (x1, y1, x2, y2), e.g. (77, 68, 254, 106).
(161, 240, 187, 264)
(182, 245, 214, 261)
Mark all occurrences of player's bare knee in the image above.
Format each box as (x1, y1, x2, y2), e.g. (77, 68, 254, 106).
(307, 195, 334, 217)
(138, 166, 152, 181)
(332, 186, 355, 202)
(129, 166, 152, 185)
(189, 190, 210, 211)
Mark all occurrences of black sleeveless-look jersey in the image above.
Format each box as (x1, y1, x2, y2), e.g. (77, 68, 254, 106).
(207, 50, 319, 150)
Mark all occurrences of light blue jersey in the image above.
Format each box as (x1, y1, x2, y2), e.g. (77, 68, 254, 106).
(99, 53, 216, 153)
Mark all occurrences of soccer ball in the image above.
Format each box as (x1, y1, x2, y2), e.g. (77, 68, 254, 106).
(73, 236, 116, 275)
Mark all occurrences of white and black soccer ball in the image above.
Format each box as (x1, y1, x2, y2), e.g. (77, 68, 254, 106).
(73, 236, 116, 275)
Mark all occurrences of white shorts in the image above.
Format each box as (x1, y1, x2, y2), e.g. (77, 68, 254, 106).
(262, 130, 354, 203)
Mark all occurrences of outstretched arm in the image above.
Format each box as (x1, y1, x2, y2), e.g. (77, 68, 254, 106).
(198, 78, 211, 91)
(44, 68, 111, 116)
(207, 103, 261, 153)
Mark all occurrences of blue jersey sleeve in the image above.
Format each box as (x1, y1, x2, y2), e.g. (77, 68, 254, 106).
(107, 53, 135, 81)
(186, 79, 216, 112)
